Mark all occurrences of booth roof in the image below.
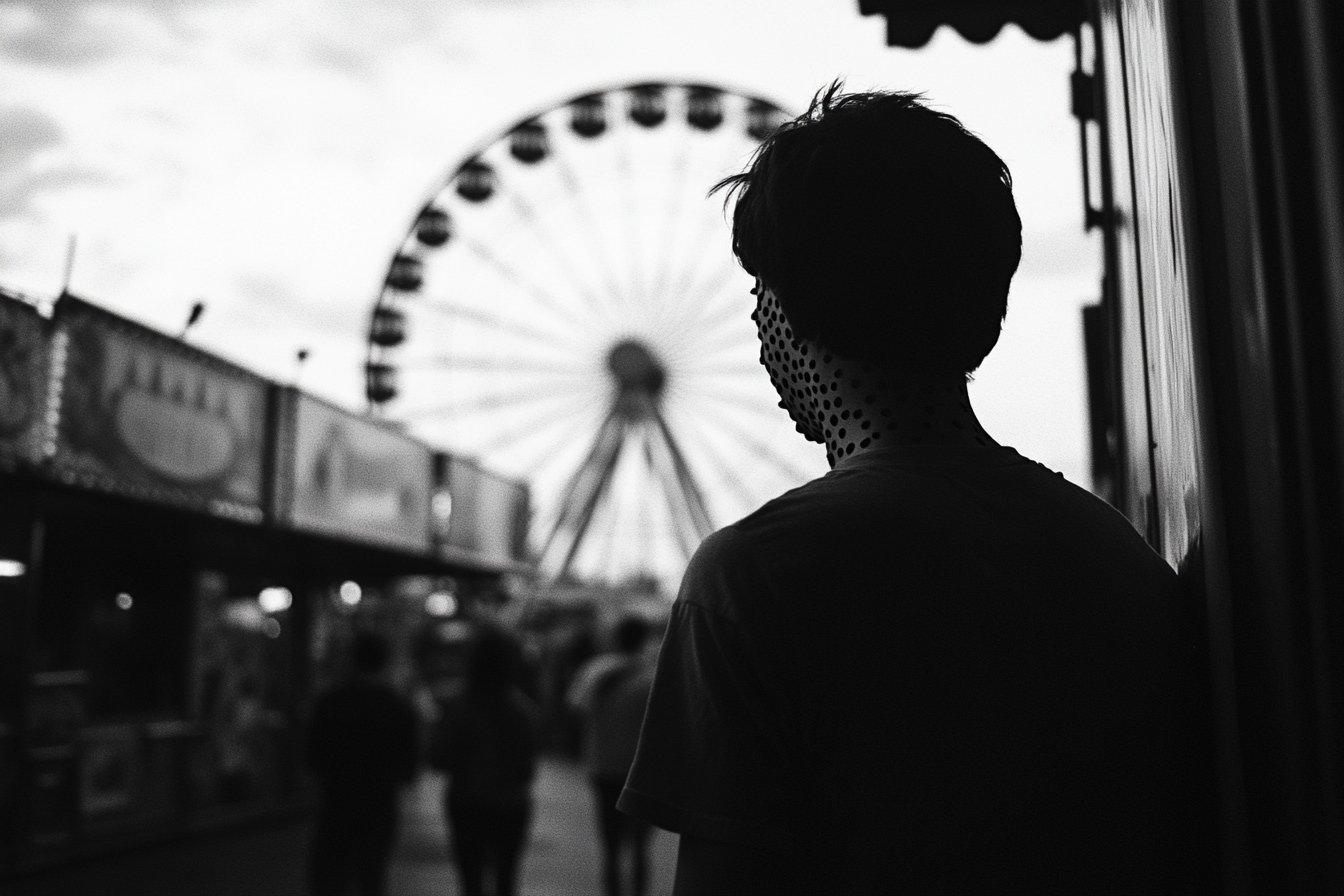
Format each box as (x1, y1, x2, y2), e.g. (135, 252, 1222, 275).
(857, 0, 1085, 48)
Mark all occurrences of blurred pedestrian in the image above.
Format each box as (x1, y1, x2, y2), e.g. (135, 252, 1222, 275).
(430, 624, 541, 896)
(305, 629, 419, 896)
(566, 615, 657, 896)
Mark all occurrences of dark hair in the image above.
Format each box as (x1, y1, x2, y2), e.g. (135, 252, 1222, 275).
(467, 625, 523, 691)
(614, 616, 650, 654)
(350, 629, 391, 673)
(713, 82, 1022, 375)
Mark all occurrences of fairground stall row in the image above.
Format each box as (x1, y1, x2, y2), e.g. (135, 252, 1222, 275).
(0, 287, 531, 877)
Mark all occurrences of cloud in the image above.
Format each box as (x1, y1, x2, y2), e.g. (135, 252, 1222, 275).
(0, 167, 119, 220)
(0, 0, 212, 67)
(0, 106, 63, 168)
(232, 270, 361, 339)
(0, 106, 120, 221)
(0, 2, 129, 66)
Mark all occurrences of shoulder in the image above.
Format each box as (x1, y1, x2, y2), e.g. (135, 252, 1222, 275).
(679, 526, 775, 624)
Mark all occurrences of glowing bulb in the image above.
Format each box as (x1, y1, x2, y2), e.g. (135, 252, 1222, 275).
(258, 587, 293, 613)
(116, 593, 133, 610)
(0, 559, 26, 577)
(425, 592, 457, 617)
(431, 491, 453, 523)
(339, 581, 362, 606)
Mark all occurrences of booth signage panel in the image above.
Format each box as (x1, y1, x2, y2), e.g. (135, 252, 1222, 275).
(472, 470, 527, 565)
(51, 297, 267, 521)
(0, 292, 49, 470)
(435, 454, 528, 568)
(284, 393, 432, 553)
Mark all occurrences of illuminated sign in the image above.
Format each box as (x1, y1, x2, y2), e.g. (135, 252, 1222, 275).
(0, 291, 49, 471)
(48, 295, 267, 522)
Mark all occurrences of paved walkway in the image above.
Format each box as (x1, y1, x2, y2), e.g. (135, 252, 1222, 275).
(6, 758, 679, 896)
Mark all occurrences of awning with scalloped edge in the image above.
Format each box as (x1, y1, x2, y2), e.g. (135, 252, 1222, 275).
(857, 0, 1086, 48)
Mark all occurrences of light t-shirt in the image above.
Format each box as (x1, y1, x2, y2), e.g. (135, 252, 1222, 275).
(618, 443, 1214, 893)
(567, 652, 656, 778)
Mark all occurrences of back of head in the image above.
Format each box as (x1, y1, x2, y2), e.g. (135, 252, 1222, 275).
(716, 83, 1022, 375)
(350, 629, 391, 675)
(613, 615, 650, 655)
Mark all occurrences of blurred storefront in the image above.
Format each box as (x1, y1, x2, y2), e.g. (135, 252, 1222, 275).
(0, 290, 531, 878)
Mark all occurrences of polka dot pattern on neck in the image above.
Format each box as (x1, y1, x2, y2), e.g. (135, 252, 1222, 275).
(752, 283, 996, 464)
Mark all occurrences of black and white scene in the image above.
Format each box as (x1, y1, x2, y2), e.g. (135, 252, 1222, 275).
(1, 0, 1341, 893)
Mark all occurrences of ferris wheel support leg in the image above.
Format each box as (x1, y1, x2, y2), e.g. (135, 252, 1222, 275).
(539, 405, 628, 582)
(551, 423, 628, 585)
(647, 439, 707, 562)
(650, 408, 716, 543)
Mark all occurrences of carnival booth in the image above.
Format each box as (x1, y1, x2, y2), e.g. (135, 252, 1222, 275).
(0, 292, 532, 877)
(0, 290, 51, 868)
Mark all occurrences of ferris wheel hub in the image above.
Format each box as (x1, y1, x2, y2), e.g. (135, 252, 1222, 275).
(607, 338, 666, 401)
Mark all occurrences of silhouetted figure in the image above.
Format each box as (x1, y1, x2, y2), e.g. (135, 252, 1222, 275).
(566, 615, 657, 896)
(431, 624, 541, 896)
(306, 630, 419, 896)
(619, 83, 1217, 895)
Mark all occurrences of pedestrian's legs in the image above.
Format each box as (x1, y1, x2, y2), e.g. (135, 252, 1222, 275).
(448, 796, 488, 896)
(629, 817, 653, 896)
(492, 801, 532, 896)
(310, 818, 355, 896)
(355, 821, 395, 896)
(592, 776, 626, 896)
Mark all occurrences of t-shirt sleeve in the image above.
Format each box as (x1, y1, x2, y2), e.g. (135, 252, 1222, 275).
(617, 527, 799, 854)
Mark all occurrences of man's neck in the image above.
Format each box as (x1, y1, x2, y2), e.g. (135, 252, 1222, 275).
(802, 362, 997, 467)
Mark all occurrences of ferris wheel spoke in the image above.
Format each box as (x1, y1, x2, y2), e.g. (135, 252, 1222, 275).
(401, 380, 588, 421)
(648, 136, 755, 321)
(673, 261, 747, 341)
(615, 126, 647, 317)
(551, 153, 633, 314)
(679, 321, 758, 360)
(692, 400, 821, 484)
(678, 360, 764, 378)
(460, 237, 596, 334)
(646, 218, 730, 351)
(674, 413, 763, 516)
(665, 284, 750, 362)
(469, 392, 599, 458)
(401, 354, 590, 376)
(642, 141, 694, 318)
(418, 295, 577, 350)
(691, 388, 789, 424)
(501, 188, 615, 320)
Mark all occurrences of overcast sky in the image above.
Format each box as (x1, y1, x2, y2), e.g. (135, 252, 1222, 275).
(0, 0, 1099, 494)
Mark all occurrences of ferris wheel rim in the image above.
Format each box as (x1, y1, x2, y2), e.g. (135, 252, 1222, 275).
(365, 79, 791, 323)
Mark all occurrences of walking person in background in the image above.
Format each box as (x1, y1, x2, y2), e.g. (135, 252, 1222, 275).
(566, 615, 658, 896)
(305, 629, 420, 896)
(431, 624, 541, 896)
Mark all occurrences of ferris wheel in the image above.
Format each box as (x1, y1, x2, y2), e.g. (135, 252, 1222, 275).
(365, 81, 830, 593)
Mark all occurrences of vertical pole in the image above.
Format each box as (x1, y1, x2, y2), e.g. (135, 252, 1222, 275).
(59, 235, 76, 298)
